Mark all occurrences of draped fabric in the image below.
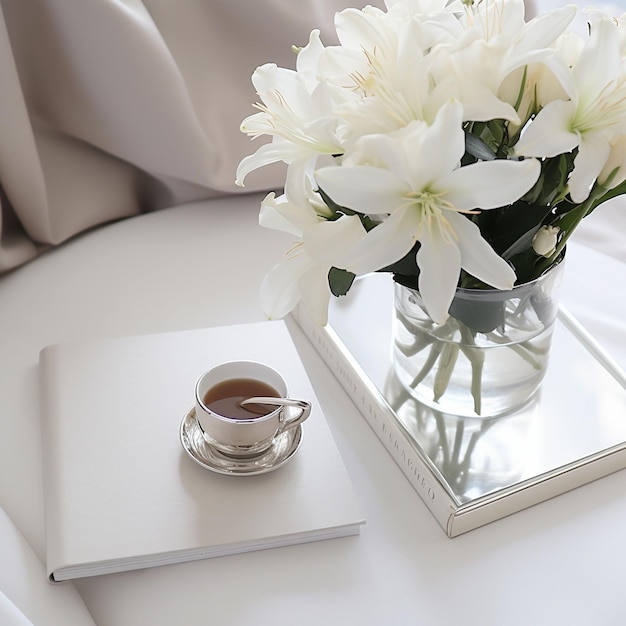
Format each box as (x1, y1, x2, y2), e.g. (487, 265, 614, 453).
(0, 0, 382, 273)
(0, 0, 623, 274)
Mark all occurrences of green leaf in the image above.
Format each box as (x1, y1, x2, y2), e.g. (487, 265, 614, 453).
(392, 273, 419, 290)
(328, 267, 356, 297)
(521, 154, 572, 208)
(507, 250, 541, 285)
(486, 119, 506, 150)
(465, 132, 497, 161)
(499, 226, 540, 260)
(449, 297, 506, 334)
(483, 201, 554, 259)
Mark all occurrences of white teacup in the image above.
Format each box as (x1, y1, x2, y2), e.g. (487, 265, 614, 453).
(194, 361, 311, 457)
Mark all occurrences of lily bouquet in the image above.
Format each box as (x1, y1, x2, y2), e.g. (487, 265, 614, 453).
(236, 0, 626, 329)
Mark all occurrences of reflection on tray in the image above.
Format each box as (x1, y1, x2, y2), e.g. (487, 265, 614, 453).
(384, 368, 536, 502)
(290, 272, 626, 536)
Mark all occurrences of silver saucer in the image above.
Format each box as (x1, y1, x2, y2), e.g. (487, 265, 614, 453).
(179, 408, 302, 476)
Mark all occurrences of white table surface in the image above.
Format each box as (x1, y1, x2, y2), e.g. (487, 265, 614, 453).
(1, 192, 625, 626)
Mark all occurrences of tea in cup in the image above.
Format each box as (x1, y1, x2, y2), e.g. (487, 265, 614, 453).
(194, 361, 311, 457)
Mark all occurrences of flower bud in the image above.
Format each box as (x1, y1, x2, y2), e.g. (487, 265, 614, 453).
(532, 225, 559, 257)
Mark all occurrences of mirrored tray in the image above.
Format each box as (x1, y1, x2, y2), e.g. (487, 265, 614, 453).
(290, 273, 626, 536)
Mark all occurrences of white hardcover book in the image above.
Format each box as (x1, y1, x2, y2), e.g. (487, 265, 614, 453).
(39, 321, 364, 582)
(0, 507, 96, 624)
(290, 273, 626, 536)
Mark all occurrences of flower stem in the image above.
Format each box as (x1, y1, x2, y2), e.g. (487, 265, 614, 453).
(433, 343, 460, 402)
(395, 311, 434, 356)
(459, 325, 485, 415)
(409, 342, 443, 389)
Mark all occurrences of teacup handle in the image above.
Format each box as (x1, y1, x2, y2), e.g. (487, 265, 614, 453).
(240, 396, 312, 432)
(278, 398, 311, 433)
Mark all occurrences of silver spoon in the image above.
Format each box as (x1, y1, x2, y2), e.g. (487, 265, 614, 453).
(239, 397, 309, 409)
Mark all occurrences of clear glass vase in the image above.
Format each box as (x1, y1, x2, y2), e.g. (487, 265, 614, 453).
(392, 261, 565, 418)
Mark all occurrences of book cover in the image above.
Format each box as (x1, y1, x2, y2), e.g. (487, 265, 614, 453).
(38, 321, 364, 581)
(0, 507, 96, 624)
(290, 274, 626, 536)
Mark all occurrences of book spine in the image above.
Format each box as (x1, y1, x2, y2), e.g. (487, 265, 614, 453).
(289, 303, 456, 534)
(38, 346, 68, 582)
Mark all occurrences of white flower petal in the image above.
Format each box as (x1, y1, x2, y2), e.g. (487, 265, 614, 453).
(239, 111, 274, 136)
(449, 213, 516, 289)
(349, 131, 421, 184)
(251, 64, 305, 111)
(402, 101, 465, 186)
(440, 158, 540, 210)
(598, 135, 626, 188)
(235, 140, 302, 186)
(298, 265, 333, 326)
(259, 192, 318, 236)
(452, 82, 521, 124)
(341, 207, 420, 275)
(441, 47, 521, 123)
(259, 194, 302, 237)
(260, 255, 312, 320)
(514, 100, 580, 158)
(416, 232, 462, 325)
(283, 158, 317, 210)
(335, 6, 388, 51)
(296, 29, 324, 88)
(518, 5, 576, 50)
(568, 133, 612, 202)
(573, 13, 621, 96)
(316, 164, 407, 214)
(304, 215, 368, 266)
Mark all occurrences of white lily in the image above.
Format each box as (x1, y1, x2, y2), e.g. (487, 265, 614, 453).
(235, 30, 343, 187)
(258, 174, 368, 326)
(336, 19, 435, 136)
(322, 2, 467, 140)
(514, 12, 626, 202)
(316, 101, 540, 323)
(429, 0, 576, 125)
